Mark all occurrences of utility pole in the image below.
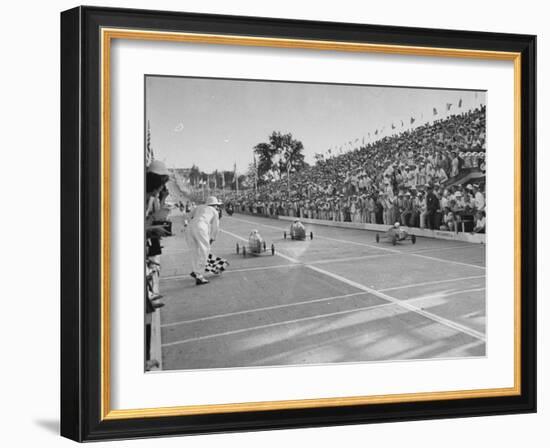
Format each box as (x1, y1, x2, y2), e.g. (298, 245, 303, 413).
(287, 158, 291, 199)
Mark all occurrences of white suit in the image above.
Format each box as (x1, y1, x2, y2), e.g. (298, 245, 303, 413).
(186, 204, 220, 274)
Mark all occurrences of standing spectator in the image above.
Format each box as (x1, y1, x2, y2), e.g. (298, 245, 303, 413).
(400, 192, 413, 226)
(450, 151, 460, 177)
(473, 184, 486, 211)
(367, 194, 377, 224)
(426, 185, 439, 230)
(435, 166, 449, 184)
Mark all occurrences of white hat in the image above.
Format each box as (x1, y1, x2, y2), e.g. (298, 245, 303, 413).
(147, 160, 169, 176)
(206, 196, 222, 206)
(394, 222, 400, 228)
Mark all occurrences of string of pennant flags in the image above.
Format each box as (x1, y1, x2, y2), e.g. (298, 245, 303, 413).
(149, 93, 481, 192)
(323, 97, 480, 159)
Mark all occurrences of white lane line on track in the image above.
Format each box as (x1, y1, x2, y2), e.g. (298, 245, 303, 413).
(161, 291, 368, 328)
(311, 253, 396, 265)
(163, 246, 238, 255)
(410, 252, 485, 270)
(406, 287, 486, 302)
(275, 246, 481, 266)
(161, 264, 299, 281)
(229, 216, 485, 270)
(305, 265, 486, 341)
(161, 286, 485, 330)
(379, 275, 486, 292)
(161, 290, 485, 347)
(229, 216, 284, 231)
(308, 233, 486, 270)
(219, 228, 486, 342)
(162, 301, 392, 347)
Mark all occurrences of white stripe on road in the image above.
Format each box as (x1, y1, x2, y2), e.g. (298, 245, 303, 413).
(310, 233, 485, 270)
(161, 291, 368, 328)
(410, 252, 485, 270)
(379, 275, 486, 292)
(305, 265, 486, 341)
(311, 253, 396, 265)
(310, 246, 482, 265)
(160, 264, 299, 281)
(229, 216, 285, 231)
(161, 290, 485, 347)
(162, 301, 392, 347)
(406, 287, 486, 301)
(228, 216, 485, 270)
(162, 286, 485, 330)
(220, 228, 486, 342)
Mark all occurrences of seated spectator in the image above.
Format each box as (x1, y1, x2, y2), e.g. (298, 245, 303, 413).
(472, 211, 486, 233)
(440, 207, 458, 232)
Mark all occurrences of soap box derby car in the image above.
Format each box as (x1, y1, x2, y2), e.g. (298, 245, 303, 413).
(236, 230, 275, 256)
(375, 223, 416, 246)
(283, 220, 313, 240)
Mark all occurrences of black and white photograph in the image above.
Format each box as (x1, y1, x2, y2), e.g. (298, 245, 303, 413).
(144, 75, 487, 372)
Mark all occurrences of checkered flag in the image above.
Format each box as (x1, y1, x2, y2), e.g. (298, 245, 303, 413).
(205, 254, 229, 274)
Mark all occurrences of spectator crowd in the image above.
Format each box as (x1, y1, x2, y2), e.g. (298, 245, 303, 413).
(223, 107, 487, 234)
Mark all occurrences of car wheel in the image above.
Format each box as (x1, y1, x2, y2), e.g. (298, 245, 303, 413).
(284, 231, 286, 239)
(236, 243, 239, 254)
(271, 244, 275, 255)
(263, 241, 266, 251)
(392, 236, 397, 246)
(411, 234, 416, 244)
(242, 246, 246, 257)
(310, 232, 313, 240)
(376, 234, 380, 243)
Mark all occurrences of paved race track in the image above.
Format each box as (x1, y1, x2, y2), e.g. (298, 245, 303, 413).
(158, 211, 486, 371)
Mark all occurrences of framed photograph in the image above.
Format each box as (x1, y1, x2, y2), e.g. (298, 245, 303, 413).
(60, 6, 536, 441)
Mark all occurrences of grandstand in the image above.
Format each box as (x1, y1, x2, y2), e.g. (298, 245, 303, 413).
(195, 107, 486, 234)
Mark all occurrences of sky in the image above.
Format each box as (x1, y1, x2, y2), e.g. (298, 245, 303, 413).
(145, 76, 486, 174)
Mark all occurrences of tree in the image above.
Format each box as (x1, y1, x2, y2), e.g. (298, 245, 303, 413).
(253, 131, 306, 181)
(314, 152, 325, 163)
(253, 142, 278, 181)
(188, 164, 201, 186)
(220, 170, 233, 189)
(276, 136, 306, 177)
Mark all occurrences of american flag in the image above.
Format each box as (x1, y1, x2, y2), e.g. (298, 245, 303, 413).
(146, 120, 154, 166)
